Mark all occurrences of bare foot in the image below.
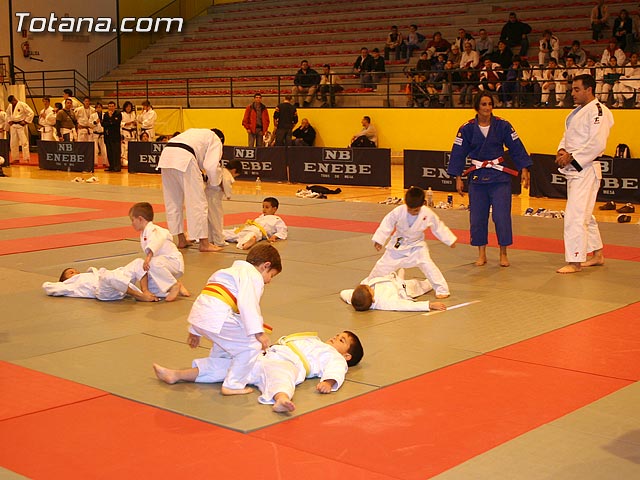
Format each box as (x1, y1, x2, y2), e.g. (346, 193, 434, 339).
(165, 282, 181, 302)
(273, 395, 296, 413)
(179, 283, 191, 297)
(474, 258, 487, 266)
(153, 363, 179, 384)
(435, 293, 450, 299)
(430, 302, 447, 311)
(556, 264, 582, 274)
(581, 255, 604, 267)
(221, 386, 254, 395)
(137, 291, 159, 302)
(177, 242, 193, 249)
(199, 244, 223, 252)
(499, 256, 510, 267)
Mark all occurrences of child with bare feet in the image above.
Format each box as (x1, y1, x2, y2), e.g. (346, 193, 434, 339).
(366, 187, 456, 299)
(155, 243, 282, 395)
(129, 202, 189, 301)
(153, 330, 363, 413)
(223, 197, 288, 250)
(341, 269, 447, 311)
(43, 259, 158, 302)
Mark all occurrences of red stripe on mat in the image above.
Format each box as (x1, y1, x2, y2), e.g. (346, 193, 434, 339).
(489, 302, 640, 380)
(0, 362, 107, 421)
(251, 303, 638, 479)
(0, 394, 394, 480)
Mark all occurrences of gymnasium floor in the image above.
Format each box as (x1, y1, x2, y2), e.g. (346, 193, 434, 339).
(0, 164, 639, 479)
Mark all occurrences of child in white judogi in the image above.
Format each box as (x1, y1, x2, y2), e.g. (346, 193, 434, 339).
(165, 244, 282, 395)
(340, 269, 446, 312)
(207, 159, 241, 246)
(42, 259, 157, 302)
(367, 187, 457, 299)
(153, 330, 363, 413)
(129, 202, 188, 302)
(224, 197, 288, 250)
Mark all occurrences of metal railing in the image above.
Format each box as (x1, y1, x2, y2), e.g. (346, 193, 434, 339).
(13, 68, 89, 100)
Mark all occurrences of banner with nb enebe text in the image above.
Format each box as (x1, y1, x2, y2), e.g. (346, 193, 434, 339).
(128, 141, 165, 173)
(221, 146, 288, 181)
(37, 141, 94, 172)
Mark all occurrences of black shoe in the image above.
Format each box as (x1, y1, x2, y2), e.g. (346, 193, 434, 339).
(599, 200, 616, 210)
(616, 203, 635, 213)
(617, 214, 631, 223)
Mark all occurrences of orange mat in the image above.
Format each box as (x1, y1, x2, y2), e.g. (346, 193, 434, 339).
(490, 302, 640, 381)
(251, 355, 631, 479)
(0, 362, 107, 421)
(0, 393, 395, 480)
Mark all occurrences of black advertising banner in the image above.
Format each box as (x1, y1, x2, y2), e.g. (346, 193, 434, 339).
(128, 141, 164, 173)
(530, 154, 640, 203)
(37, 141, 94, 172)
(288, 147, 391, 186)
(0, 139, 9, 169)
(403, 149, 522, 194)
(222, 146, 288, 181)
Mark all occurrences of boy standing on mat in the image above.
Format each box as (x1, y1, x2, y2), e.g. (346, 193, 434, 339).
(223, 197, 288, 250)
(366, 187, 457, 299)
(154, 330, 364, 413)
(129, 202, 189, 302)
(159, 243, 282, 395)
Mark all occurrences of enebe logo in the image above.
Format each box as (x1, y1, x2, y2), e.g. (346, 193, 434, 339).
(16, 12, 183, 34)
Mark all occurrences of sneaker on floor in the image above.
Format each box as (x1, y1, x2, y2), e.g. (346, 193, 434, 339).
(72, 176, 84, 183)
(599, 200, 616, 210)
(617, 214, 632, 223)
(524, 207, 534, 216)
(379, 197, 393, 204)
(85, 176, 99, 183)
(616, 203, 635, 213)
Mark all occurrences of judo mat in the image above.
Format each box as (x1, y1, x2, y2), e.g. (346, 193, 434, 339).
(1, 175, 639, 479)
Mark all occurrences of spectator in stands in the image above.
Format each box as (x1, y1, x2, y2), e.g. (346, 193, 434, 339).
(370, 48, 386, 90)
(426, 32, 451, 64)
(453, 28, 475, 52)
(613, 52, 640, 107)
(62, 89, 82, 110)
(565, 40, 588, 67)
(350, 116, 377, 147)
(429, 53, 447, 84)
(501, 55, 525, 107)
(580, 57, 604, 98)
(438, 59, 463, 107)
(292, 60, 320, 108)
(102, 101, 122, 172)
(479, 58, 504, 104)
(459, 42, 480, 106)
(540, 58, 567, 107)
(405, 24, 426, 63)
(318, 64, 343, 108)
(56, 98, 77, 141)
(600, 55, 624, 104)
(476, 28, 494, 58)
(353, 47, 374, 88)
(242, 93, 270, 147)
(415, 51, 431, 73)
(563, 55, 581, 103)
(448, 44, 462, 67)
(613, 9, 633, 51)
(600, 38, 626, 66)
(384, 25, 405, 61)
(292, 118, 316, 146)
(520, 59, 542, 107)
(460, 41, 480, 70)
(491, 40, 514, 70)
(500, 12, 531, 56)
(273, 95, 298, 146)
(407, 72, 430, 107)
(538, 30, 561, 67)
(591, 0, 610, 41)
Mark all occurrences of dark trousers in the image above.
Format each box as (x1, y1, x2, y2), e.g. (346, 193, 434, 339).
(275, 128, 292, 146)
(105, 136, 122, 171)
(468, 181, 513, 246)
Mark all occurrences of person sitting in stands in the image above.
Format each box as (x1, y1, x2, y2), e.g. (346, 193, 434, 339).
(292, 118, 316, 146)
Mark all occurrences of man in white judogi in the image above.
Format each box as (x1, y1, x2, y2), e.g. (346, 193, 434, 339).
(0, 105, 7, 140)
(555, 74, 613, 274)
(157, 128, 225, 252)
(6, 95, 34, 163)
(74, 97, 96, 142)
(38, 96, 57, 141)
(138, 100, 157, 141)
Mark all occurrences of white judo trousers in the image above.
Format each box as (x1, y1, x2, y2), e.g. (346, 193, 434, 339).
(206, 186, 226, 246)
(161, 162, 209, 240)
(563, 165, 603, 262)
(10, 125, 30, 162)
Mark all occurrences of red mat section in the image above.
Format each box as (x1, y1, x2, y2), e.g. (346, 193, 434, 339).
(0, 362, 107, 421)
(489, 302, 640, 381)
(0, 394, 395, 480)
(251, 355, 630, 479)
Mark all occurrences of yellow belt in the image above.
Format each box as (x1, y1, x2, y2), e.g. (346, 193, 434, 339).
(278, 332, 318, 377)
(200, 283, 273, 333)
(235, 219, 269, 239)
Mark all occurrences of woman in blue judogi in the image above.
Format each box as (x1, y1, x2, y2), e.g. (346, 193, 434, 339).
(448, 93, 532, 267)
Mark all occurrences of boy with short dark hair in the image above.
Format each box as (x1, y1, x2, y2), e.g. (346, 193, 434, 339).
(367, 187, 456, 298)
(153, 329, 363, 413)
(129, 202, 188, 302)
(223, 197, 288, 250)
(156, 243, 283, 395)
